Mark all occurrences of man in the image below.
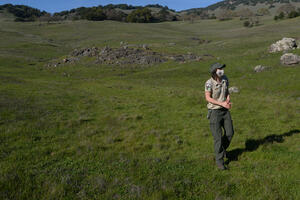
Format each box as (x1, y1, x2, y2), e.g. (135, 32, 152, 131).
(205, 63, 234, 170)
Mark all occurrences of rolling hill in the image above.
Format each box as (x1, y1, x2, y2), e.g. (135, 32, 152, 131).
(182, 0, 300, 17)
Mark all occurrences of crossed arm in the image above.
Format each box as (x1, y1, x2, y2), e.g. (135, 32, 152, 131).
(205, 91, 231, 109)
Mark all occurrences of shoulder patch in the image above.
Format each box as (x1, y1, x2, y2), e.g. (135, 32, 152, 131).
(205, 82, 212, 91)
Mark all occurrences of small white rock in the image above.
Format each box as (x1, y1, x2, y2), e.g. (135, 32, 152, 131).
(229, 86, 239, 94)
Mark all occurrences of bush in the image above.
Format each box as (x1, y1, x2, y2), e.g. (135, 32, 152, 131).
(288, 11, 299, 18)
(278, 12, 285, 19)
(243, 20, 252, 27)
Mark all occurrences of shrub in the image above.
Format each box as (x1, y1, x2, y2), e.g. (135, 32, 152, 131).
(278, 12, 285, 19)
(288, 11, 299, 18)
(243, 20, 252, 27)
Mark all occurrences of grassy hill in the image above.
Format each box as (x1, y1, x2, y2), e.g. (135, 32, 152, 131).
(182, 0, 300, 17)
(0, 14, 300, 199)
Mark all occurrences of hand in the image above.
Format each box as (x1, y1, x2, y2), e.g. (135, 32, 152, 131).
(226, 98, 230, 104)
(226, 95, 231, 103)
(221, 101, 231, 109)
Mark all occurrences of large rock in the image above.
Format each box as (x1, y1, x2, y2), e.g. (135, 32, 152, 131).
(269, 38, 297, 53)
(280, 53, 300, 65)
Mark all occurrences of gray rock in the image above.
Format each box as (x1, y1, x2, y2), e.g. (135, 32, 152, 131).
(142, 44, 149, 50)
(280, 53, 300, 65)
(254, 65, 269, 72)
(63, 57, 79, 63)
(71, 47, 99, 57)
(269, 38, 297, 53)
(229, 86, 239, 94)
(101, 46, 112, 54)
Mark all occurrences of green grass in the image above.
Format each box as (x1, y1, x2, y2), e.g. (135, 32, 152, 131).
(0, 16, 300, 199)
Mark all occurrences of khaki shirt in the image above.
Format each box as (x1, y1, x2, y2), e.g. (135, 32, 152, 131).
(205, 75, 229, 109)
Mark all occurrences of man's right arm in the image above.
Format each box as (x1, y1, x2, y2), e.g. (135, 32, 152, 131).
(205, 91, 231, 109)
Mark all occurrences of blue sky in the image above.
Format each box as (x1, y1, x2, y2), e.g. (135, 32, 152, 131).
(0, 0, 222, 13)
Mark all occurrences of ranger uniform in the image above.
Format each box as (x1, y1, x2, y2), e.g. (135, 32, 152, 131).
(205, 63, 234, 170)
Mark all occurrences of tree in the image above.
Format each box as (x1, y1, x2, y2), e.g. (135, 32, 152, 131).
(126, 8, 153, 23)
(157, 7, 170, 22)
(84, 7, 106, 21)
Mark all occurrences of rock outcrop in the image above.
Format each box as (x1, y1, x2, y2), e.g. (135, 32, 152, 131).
(269, 38, 297, 53)
(47, 45, 205, 68)
(71, 47, 99, 57)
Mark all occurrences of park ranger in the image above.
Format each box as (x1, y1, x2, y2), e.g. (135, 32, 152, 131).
(205, 63, 234, 170)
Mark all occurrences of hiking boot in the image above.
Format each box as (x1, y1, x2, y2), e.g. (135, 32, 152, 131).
(217, 163, 227, 170)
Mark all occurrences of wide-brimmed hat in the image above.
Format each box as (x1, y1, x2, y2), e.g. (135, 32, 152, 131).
(210, 63, 226, 74)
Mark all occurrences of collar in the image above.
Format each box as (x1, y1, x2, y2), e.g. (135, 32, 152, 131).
(210, 76, 226, 85)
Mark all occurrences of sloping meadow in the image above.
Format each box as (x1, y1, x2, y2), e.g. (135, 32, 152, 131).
(0, 17, 300, 199)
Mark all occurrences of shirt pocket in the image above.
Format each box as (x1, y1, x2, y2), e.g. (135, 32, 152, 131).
(213, 84, 221, 97)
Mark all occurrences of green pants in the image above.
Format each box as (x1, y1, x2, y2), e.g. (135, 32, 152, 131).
(208, 108, 234, 164)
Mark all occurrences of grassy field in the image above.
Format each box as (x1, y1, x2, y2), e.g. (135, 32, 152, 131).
(0, 15, 300, 199)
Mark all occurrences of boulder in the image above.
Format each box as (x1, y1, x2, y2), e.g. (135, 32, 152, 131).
(269, 38, 297, 53)
(280, 53, 300, 65)
(229, 87, 239, 94)
(142, 44, 149, 50)
(120, 41, 128, 46)
(254, 65, 269, 72)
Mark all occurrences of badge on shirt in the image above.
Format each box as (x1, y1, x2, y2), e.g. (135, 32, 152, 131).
(206, 83, 212, 91)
